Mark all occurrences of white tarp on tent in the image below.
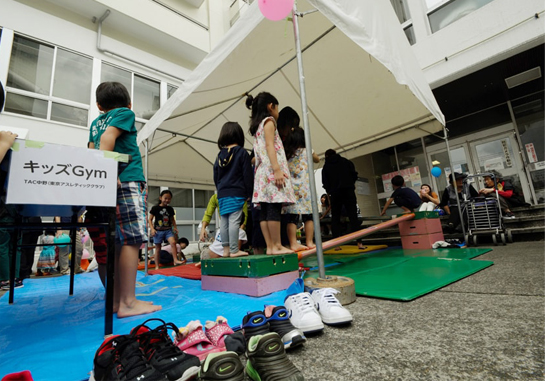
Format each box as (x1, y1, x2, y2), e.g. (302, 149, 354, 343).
(137, 0, 444, 188)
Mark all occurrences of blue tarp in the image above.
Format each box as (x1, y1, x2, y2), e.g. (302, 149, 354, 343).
(0, 272, 288, 380)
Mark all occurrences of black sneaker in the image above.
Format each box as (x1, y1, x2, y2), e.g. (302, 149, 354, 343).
(265, 306, 306, 349)
(198, 351, 244, 381)
(245, 333, 304, 381)
(91, 335, 166, 381)
(242, 311, 270, 344)
(503, 212, 516, 219)
(131, 319, 200, 381)
(0, 279, 23, 290)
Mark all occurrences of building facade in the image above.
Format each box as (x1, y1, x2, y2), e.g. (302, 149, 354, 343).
(1, 0, 543, 235)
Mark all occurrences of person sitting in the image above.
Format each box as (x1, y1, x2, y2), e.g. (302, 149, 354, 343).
(157, 237, 189, 266)
(478, 171, 516, 219)
(201, 221, 248, 260)
(439, 172, 478, 232)
(419, 184, 440, 212)
(380, 175, 421, 216)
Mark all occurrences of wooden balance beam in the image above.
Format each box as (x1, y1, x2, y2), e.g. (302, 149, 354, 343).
(298, 213, 415, 260)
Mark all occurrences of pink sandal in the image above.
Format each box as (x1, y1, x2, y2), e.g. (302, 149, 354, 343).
(174, 320, 223, 362)
(204, 317, 234, 349)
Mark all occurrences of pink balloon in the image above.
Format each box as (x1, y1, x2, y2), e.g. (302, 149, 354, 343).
(258, 0, 294, 21)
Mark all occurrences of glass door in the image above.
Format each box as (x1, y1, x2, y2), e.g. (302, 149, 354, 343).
(469, 134, 532, 202)
(427, 145, 475, 200)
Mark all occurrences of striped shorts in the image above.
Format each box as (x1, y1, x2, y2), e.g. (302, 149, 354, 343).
(116, 181, 148, 246)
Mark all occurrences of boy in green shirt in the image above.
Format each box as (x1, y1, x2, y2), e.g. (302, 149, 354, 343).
(88, 82, 161, 318)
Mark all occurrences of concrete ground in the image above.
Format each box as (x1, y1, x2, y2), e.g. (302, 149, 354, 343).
(287, 241, 545, 380)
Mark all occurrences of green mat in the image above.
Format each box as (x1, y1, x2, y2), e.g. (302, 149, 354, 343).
(304, 247, 493, 301)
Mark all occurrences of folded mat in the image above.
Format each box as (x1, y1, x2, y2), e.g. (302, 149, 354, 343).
(304, 247, 493, 301)
(324, 244, 387, 255)
(148, 263, 202, 280)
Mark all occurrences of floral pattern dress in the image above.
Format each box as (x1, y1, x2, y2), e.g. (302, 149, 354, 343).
(284, 147, 312, 214)
(252, 117, 296, 206)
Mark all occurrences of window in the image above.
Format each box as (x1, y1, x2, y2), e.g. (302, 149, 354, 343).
(101, 62, 161, 122)
(167, 84, 178, 99)
(5, 35, 92, 127)
(427, 0, 495, 33)
(390, 0, 416, 45)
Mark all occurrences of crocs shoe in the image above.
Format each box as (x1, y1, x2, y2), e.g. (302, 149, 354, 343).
(311, 288, 353, 325)
(174, 320, 223, 362)
(241, 311, 269, 344)
(131, 318, 201, 381)
(90, 335, 166, 381)
(205, 316, 235, 349)
(245, 333, 304, 381)
(198, 351, 245, 381)
(264, 305, 306, 349)
(284, 292, 324, 334)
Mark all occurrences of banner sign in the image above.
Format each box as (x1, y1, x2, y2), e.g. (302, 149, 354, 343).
(6, 140, 119, 207)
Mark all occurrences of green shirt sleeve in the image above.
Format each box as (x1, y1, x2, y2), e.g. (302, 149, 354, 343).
(202, 194, 218, 224)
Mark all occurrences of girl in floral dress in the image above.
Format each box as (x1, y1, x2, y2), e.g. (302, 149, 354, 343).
(246, 92, 296, 255)
(283, 126, 320, 251)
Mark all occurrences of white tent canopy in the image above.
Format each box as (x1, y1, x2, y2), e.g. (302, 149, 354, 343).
(138, 0, 445, 189)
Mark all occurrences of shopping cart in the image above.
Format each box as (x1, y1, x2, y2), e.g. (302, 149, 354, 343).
(463, 173, 512, 246)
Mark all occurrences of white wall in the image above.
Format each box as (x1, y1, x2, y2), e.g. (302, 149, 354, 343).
(0, 0, 195, 147)
(410, 0, 545, 87)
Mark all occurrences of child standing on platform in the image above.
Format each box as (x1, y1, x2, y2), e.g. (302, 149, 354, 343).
(283, 126, 320, 251)
(214, 122, 253, 257)
(36, 230, 56, 276)
(149, 190, 186, 269)
(246, 92, 296, 255)
(88, 81, 160, 318)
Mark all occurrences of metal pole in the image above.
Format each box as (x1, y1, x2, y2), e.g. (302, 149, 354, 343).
(292, 5, 325, 278)
(144, 139, 149, 276)
(443, 127, 466, 240)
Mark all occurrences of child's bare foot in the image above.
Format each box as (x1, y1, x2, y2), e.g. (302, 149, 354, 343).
(267, 246, 294, 255)
(290, 243, 308, 252)
(113, 299, 154, 314)
(305, 242, 316, 250)
(155, 266, 160, 270)
(230, 250, 249, 257)
(195, 262, 201, 268)
(117, 299, 162, 318)
(357, 242, 368, 250)
(173, 260, 186, 266)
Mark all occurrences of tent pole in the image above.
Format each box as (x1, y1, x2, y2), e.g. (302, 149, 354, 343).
(292, 5, 326, 279)
(443, 126, 467, 241)
(144, 138, 149, 276)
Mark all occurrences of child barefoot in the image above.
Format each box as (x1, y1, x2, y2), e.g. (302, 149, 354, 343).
(213, 122, 253, 257)
(89, 81, 161, 318)
(246, 92, 296, 255)
(149, 190, 185, 269)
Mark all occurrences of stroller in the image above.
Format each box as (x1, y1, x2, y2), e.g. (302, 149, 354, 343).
(462, 173, 512, 246)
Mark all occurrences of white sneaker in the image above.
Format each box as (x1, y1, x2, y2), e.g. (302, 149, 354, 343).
(284, 292, 324, 334)
(311, 288, 353, 325)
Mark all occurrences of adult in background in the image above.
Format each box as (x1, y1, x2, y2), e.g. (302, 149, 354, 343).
(478, 170, 518, 219)
(321, 149, 362, 245)
(439, 172, 478, 232)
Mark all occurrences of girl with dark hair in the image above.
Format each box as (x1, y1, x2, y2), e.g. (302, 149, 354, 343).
(246, 92, 296, 255)
(213, 122, 253, 257)
(277, 106, 300, 142)
(419, 183, 439, 211)
(283, 126, 320, 251)
(148, 190, 186, 269)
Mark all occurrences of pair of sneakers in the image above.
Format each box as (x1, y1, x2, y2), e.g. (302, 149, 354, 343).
(173, 317, 234, 362)
(284, 288, 353, 333)
(90, 318, 201, 381)
(0, 279, 23, 290)
(242, 306, 306, 349)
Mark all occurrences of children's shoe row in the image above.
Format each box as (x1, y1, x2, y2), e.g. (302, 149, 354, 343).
(241, 305, 306, 349)
(90, 318, 304, 381)
(284, 287, 353, 333)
